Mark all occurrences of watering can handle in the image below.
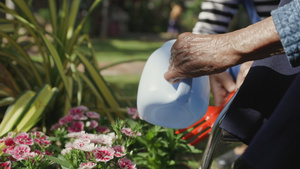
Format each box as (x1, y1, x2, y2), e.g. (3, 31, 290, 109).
(175, 78, 193, 102)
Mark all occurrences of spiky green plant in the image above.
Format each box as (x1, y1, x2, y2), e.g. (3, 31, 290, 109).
(0, 0, 125, 137)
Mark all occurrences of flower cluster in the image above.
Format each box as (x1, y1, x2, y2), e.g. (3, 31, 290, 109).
(61, 130, 139, 169)
(127, 107, 139, 120)
(0, 131, 52, 169)
(51, 106, 110, 134)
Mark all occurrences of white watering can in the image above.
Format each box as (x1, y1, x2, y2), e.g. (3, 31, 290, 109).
(137, 39, 210, 129)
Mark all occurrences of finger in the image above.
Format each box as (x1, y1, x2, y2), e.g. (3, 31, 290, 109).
(164, 71, 182, 84)
(219, 73, 236, 92)
(210, 80, 227, 107)
(214, 91, 227, 107)
(236, 72, 244, 89)
(236, 61, 253, 88)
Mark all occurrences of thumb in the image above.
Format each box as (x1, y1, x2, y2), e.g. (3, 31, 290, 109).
(164, 70, 181, 84)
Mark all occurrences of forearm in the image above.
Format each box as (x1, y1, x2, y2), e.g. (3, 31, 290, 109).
(228, 17, 284, 64)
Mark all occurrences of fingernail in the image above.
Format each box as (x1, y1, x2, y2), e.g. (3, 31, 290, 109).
(167, 77, 181, 84)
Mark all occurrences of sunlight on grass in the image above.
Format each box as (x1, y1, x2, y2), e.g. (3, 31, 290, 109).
(104, 74, 141, 97)
(103, 74, 141, 107)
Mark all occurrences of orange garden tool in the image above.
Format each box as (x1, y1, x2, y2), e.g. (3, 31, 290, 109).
(175, 92, 235, 146)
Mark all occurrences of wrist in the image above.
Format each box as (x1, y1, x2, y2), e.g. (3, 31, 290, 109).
(229, 17, 283, 63)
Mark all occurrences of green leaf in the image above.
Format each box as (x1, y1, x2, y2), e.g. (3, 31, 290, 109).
(45, 155, 74, 169)
(77, 71, 104, 104)
(76, 51, 123, 118)
(0, 91, 35, 137)
(12, 0, 39, 26)
(63, 76, 73, 115)
(0, 63, 21, 94)
(57, 0, 69, 45)
(0, 30, 43, 86)
(66, 0, 102, 52)
(48, 0, 57, 33)
(39, 34, 72, 99)
(0, 97, 15, 107)
(15, 84, 58, 132)
(66, 0, 80, 41)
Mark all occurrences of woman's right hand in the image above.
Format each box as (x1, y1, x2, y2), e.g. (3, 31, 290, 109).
(164, 32, 242, 84)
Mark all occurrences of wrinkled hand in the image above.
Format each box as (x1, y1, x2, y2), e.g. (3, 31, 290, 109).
(209, 72, 236, 107)
(164, 32, 241, 84)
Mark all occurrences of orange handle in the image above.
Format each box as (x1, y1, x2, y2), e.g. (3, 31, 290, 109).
(219, 91, 235, 109)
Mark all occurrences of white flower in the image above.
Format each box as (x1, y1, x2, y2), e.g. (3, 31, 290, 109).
(107, 132, 118, 140)
(73, 138, 96, 152)
(96, 134, 114, 146)
(79, 133, 98, 143)
(65, 142, 73, 148)
(61, 147, 72, 155)
(67, 131, 86, 138)
(79, 161, 97, 169)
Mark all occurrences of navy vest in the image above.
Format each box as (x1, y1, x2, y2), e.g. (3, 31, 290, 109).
(220, 0, 300, 168)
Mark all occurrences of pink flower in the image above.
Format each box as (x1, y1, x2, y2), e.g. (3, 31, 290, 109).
(127, 107, 139, 119)
(34, 138, 41, 145)
(69, 106, 88, 116)
(113, 145, 126, 157)
(86, 111, 100, 119)
(0, 161, 11, 169)
(14, 132, 33, 145)
(68, 121, 84, 133)
(95, 126, 110, 134)
(73, 114, 88, 120)
(50, 123, 61, 131)
(118, 158, 136, 169)
(92, 146, 115, 162)
(11, 145, 31, 161)
(41, 139, 51, 147)
(30, 131, 47, 139)
(27, 152, 38, 158)
(45, 150, 52, 156)
(121, 128, 142, 137)
(1, 137, 15, 147)
(79, 161, 97, 169)
(90, 120, 98, 128)
(34, 150, 42, 155)
(2, 147, 14, 154)
(59, 115, 73, 125)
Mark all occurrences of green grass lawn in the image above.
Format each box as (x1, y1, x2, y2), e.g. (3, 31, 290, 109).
(85, 37, 165, 106)
(81, 38, 165, 62)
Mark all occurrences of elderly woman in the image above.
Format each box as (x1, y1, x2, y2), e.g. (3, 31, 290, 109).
(165, 0, 300, 168)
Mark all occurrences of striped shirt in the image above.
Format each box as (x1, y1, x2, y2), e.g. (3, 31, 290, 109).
(192, 0, 280, 34)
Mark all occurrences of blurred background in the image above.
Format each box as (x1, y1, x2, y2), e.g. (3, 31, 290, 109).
(31, 0, 203, 38)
